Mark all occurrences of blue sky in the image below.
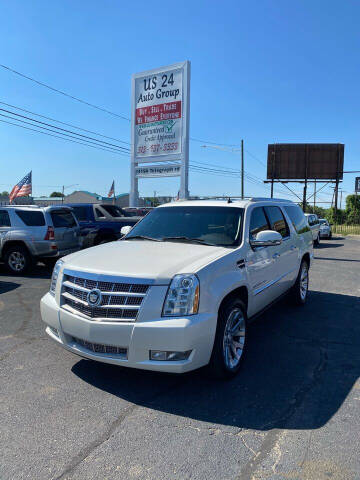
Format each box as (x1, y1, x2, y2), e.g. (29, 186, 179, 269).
(1, 0, 359, 205)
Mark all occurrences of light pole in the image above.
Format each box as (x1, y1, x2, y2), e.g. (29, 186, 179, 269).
(201, 142, 244, 198)
(61, 184, 79, 204)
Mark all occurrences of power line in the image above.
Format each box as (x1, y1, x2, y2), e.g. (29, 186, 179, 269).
(0, 101, 131, 145)
(190, 137, 240, 147)
(0, 118, 130, 156)
(0, 107, 130, 152)
(0, 66, 241, 148)
(0, 64, 131, 121)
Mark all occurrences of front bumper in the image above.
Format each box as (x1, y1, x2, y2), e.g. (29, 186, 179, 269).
(320, 230, 331, 238)
(40, 293, 216, 373)
(40, 246, 81, 259)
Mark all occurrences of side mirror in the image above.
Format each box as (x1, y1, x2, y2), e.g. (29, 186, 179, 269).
(250, 230, 282, 248)
(121, 225, 132, 236)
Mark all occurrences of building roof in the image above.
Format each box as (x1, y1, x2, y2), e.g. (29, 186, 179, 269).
(67, 190, 128, 200)
(33, 197, 64, 201)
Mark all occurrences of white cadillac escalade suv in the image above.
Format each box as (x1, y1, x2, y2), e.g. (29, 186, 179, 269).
(41, 198, 313, 378)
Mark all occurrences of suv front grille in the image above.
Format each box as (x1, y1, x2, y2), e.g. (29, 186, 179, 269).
(61, 273, 150, 322)
(72, 336, 128, 358)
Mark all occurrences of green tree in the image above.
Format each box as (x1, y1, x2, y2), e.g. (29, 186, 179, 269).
(50, 191, 64, 197)
(1, 191, 9, 196)
(345, 194, 360, 225)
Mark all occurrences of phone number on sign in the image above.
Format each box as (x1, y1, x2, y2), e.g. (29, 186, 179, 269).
(137, 143, 179, 154)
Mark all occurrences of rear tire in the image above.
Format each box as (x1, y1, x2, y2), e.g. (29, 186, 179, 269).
(290, 260, 309, 305)
(4, 245, 33, 275)
(208, 298, 247, 379)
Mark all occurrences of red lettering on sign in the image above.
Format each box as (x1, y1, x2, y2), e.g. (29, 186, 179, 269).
(136, 101, 181, 125)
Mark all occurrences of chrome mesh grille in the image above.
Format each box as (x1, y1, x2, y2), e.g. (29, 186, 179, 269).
(61, 273, 150, 322)
(72, 336, 128, 358)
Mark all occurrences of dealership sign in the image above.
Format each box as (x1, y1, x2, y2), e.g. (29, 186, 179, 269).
(130, 61, 190, 206)
(133, 66, 185, 160)
(135, 164, 181, 178)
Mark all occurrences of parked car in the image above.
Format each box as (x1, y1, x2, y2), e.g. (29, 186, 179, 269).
(41, 198, 313, 378)
(304, 213, 320, 245)
(319, 218, 332, 239)
(123, 207, 154, 217)
(64, 203, 141, 248)
(0, 205, 81, 274)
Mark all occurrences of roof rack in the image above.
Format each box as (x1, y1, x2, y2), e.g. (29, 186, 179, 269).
(248, 197, 293, 203)
(3, 204, 41, 208)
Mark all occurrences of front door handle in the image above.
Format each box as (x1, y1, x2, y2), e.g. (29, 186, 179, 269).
(272, 253, 280, 259)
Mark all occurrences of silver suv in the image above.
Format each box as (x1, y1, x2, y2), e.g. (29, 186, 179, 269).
(0, 206, 81, 274)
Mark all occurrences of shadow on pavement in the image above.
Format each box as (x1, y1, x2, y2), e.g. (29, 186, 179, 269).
(316, 242, 344, 249)
(0, 263, 52, 280)
(0, 281, 21, 294)
(72, 290, 360, 431)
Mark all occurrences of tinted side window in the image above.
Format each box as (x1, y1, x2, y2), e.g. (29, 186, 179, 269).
(0, 210, 11, 227)
(284, 206, 310, 234)
(95, 207, 106, 218)
(51, 210, 77, 228)
(249, 207, 269, 240)
(15, 210, 45, 226)
(264, 206, 289, 238)
(72, 206, 88, 221)
(308, 215, 314, 226)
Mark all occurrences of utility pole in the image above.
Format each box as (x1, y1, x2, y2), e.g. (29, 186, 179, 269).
(241, 139, 244, 199)
(340, 189, 343, 209)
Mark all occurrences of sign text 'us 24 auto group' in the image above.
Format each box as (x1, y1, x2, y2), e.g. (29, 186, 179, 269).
(133, 66, 184, 159)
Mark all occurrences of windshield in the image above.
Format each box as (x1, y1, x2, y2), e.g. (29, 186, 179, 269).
(125, 206, 244, 247)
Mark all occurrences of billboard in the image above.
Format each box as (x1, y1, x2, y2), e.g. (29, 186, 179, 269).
(130, 61, 190, 206)
(267, 144, 344, 180)
(356, 177, 360, 193)
(135, 164, 181, 178)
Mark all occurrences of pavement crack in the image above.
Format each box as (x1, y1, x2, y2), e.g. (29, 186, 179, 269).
(54, 378, 184, 480)
(54, 403, 138, 480)
(236, 345, 328, 480)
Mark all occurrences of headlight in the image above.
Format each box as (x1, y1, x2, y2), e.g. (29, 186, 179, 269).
(162, 274, 200, 317)
(50, 260, 64, 296)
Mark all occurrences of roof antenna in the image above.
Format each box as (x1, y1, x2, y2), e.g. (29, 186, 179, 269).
(227, 197, 232, 203)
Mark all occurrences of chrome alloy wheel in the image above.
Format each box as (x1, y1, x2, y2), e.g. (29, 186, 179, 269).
(300, 263, 309, 301)
(222, 308, 246, 370)
(8, 251, 26, 272)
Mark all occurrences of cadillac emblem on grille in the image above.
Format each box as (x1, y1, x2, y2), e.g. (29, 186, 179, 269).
(87, 288, 102, 307)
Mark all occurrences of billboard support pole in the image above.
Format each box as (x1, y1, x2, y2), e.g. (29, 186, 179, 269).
(313, 179, 316, 212)
(302, 145, 308, 211)
(271, 143, 275, 198)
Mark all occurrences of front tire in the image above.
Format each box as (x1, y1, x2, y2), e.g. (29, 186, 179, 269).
(4, 246, 32, 275)
(314, 233, 320, 246)
(290, 260, 309, 305)
(208, 298, 247, 379)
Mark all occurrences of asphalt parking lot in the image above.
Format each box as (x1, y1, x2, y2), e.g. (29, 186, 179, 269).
(1, 236, 360, 480)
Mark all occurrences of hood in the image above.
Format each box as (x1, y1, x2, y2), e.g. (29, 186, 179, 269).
(63, 240, 229, 284)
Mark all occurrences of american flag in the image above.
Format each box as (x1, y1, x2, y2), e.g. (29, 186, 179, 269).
(9, 171, 32, 203)
(108, 180, 115, 198)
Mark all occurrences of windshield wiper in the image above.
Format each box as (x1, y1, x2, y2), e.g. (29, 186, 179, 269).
(161, 236, 217, 246)
(124, 235, 162, 242)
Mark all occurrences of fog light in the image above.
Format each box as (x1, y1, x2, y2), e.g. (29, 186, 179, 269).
(150, 350, 192, 361)
(49, 326, 59, 337)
